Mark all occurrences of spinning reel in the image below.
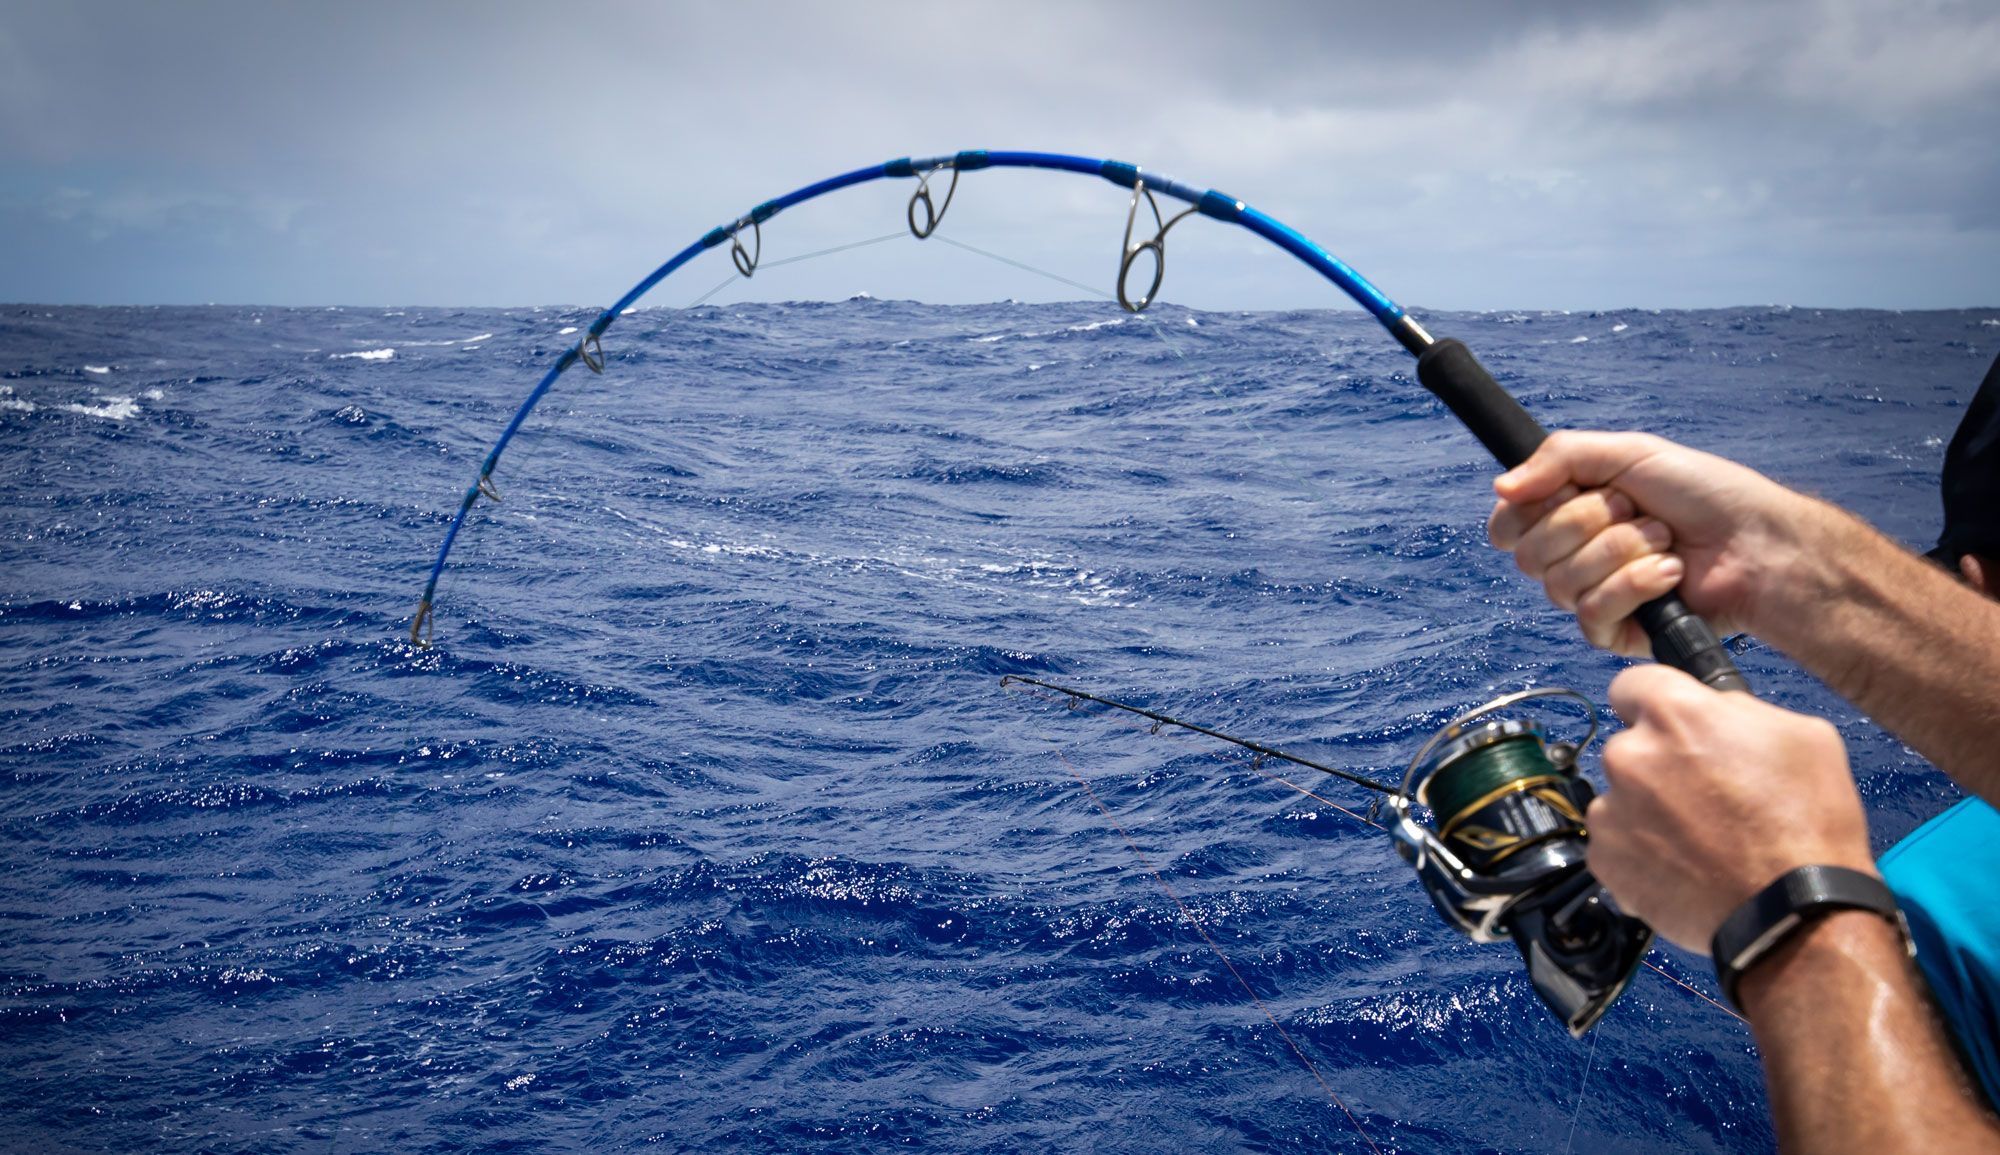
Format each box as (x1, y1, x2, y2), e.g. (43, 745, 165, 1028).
(1385, 688, 1651, 1036)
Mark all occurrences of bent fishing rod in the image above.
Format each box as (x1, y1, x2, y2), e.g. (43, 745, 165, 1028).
(412, 149, 1752, 1034)
(411, 148, 1746, 695)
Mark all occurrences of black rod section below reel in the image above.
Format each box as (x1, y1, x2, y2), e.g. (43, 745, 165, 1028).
(1387, 688, 1651, 1036)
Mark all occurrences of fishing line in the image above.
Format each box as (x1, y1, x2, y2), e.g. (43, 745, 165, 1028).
(1560, 1023, 1601, 1155)
(1057, 750, 1386, 1155)
(1005, 676, 1387, 828)
(684, 230, 912, 309)
(1639, 958, 1745, 1023)
(1008, 674, 1749, 1026)
(937, 217, 1512, 705)
(936, 209, 1513, 704)
(932, 234, 1116, 302)
(1003, 675, 1396, 796)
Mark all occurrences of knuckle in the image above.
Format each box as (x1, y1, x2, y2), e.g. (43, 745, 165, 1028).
(1600, 731, 1640, 784)
(1611, 520, 1657, 559)
(1541, 558, 1585, 610)
(1626, 431, 1670, 456)
(1574, 575, 1629, 628)
(1544, 575, 1581, 614)
(1577, 610, 1617, 651)
(1802, 715, 1845, 751)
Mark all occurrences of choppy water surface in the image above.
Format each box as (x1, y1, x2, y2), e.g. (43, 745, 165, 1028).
(2, 299, 1992, 1152)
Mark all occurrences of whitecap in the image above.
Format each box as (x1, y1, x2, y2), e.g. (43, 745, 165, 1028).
(143, 388, 164, 400)
(0, 385, 36, 413)
(1569, 335, 1589, 344)
(83, 365, 110, 375)
(1983, 319, 2000, 327)
(331, 349, 395, 361)
(558, 326, 579, 335)
(1186, 317, 1199, 327)
(67, 396, 139, 420)
(1066, 318, 1125, 333)
(1610, 323, 1629, 333)
(849, 291, 874, 300)
(399, 333, 495, 348)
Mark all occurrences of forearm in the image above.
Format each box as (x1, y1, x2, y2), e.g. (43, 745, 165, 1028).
(1740, 909, 2000, 1153)
(1758, 499, 2000, 804)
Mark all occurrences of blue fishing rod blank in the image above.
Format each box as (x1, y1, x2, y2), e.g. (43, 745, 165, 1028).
(410, 149, 1746, 696)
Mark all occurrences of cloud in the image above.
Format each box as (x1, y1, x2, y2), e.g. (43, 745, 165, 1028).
(0, 0, 1993, 307)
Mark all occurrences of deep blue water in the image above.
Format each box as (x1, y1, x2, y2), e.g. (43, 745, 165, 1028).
(1, 298, 1993, 1153)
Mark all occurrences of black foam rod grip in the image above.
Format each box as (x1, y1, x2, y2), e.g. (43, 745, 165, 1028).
(1415, 338, 1751, 693)
(1414, 338, 1547, 468)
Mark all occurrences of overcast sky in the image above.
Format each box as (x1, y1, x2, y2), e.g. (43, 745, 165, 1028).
(2, 0, 1996, 310)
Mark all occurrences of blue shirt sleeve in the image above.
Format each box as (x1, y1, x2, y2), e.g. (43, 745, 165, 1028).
(1879, 796, 2000, 1110)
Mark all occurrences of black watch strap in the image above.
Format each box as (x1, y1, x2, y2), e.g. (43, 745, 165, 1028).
(1710, 864, 1906, 1012)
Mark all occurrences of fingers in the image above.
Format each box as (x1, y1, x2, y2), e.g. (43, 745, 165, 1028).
(1493, 478, 1683, 656)
(1539, 517, 1671, 607)
(1487, 486, 1572, 552)
(1492, 430, 1668, 506)
(1510, 491, 1647, 590)
(1575, 551, 1685, 654)
(1581, 793, 1646, 916)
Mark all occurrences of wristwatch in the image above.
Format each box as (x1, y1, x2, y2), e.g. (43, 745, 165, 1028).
(1710, 864, 1910, 1012)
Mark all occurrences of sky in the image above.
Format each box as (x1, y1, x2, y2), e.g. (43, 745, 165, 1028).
(1, 0, 1996, 311)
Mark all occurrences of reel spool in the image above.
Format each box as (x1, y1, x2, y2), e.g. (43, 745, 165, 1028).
(1386, 688, 1651, 1036)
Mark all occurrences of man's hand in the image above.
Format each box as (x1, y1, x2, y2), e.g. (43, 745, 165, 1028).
(1487, 431, 1825, 656)
(1586, 664, 1876, 951)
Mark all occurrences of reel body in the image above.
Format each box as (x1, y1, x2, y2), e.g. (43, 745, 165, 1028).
(1387, 689, 1652, 1036)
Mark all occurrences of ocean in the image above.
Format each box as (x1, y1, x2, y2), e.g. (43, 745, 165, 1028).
(1, 298, 1991, 1153)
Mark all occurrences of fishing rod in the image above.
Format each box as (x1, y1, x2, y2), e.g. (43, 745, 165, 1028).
(411, 148, 1745, 697)
(412, 148, 1753, 1036)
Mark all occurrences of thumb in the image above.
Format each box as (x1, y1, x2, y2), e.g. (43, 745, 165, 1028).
(1606, 662, 1707, 728)
(1494, 431, 1667, 505)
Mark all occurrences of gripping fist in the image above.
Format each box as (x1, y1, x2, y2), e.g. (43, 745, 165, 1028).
(1488, 431, 1823, 656)
(1586, 664, 1876, 951)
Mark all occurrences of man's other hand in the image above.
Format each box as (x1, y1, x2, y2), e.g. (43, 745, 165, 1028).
(1587, 664, 1876, 952)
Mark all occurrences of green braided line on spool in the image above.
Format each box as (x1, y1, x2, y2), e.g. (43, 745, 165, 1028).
(1418, 734, 1558, 827)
